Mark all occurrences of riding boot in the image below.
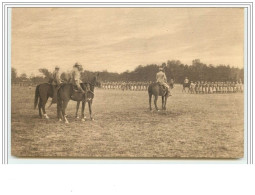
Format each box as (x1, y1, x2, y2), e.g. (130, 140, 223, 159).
(51, 86, 58, 104)
(168, 89, 172, 96)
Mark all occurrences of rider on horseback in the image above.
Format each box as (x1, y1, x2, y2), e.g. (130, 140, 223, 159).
(156, 67, 172, 96)
(184, 77, 189, 84)
(51, 65, 62, 104)
(71, 63, 86, 100)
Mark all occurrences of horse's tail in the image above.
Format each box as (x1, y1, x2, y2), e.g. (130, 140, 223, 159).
(34, 85, 40, 109)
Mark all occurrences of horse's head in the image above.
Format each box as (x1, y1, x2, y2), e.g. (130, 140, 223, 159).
(91, 72, 101, 87)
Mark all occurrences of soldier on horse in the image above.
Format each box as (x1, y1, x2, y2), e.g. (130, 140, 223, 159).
(156, 67, 172, 96)
(70, 62, 87, 101)
(51, 65, 62, 104)
(148, 66, 174, 111)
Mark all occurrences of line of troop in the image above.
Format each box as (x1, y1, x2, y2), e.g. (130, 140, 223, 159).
(101, 82, 150, 91)
(183, 79, 244, 94)
(101, 67, 172, 95)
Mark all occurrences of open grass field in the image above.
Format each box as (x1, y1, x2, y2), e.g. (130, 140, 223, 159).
(11, 85, 244, 159)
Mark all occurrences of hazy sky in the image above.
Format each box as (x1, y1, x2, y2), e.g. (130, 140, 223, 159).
(11, 8, 244, 76)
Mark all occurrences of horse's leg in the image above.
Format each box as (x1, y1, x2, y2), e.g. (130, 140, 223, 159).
(38, 99, 42, 118)
(154, 95, 159, 111)
(149, 93, 152, 111)
(164, 96, 168, 110)
(62, 100, 69, 124)
(57, 99, 63, 121)
(81, 101, 86, 122)
(42, 97, 49, 119)
(88, 101, 94, 120)
(162, 96, 164, 110)
(75, 101, 80, 119)
(57, 101, 60, 121)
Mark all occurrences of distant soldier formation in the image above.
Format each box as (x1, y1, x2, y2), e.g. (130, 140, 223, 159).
(101, 81, 151, 91)
(187, 80, 244, 94)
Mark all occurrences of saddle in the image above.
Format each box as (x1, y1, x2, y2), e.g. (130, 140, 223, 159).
(157, 83, 168, 96)
(71, 83, 91, 102)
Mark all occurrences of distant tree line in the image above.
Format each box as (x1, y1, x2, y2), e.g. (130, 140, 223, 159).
(96, 59, 243, 83)
(12, 59, 244, 85)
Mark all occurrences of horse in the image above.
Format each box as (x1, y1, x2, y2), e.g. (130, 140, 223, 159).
(148, 80, 174, 111)
(75, 78, 101, 121)
(182, 82, 191, 93)
(57, 73, 99, 123)
(34, 83, 54, 119)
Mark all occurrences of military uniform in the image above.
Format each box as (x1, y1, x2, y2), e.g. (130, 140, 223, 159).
(190, 82, 195, 93)
(71, 67, 85, 93)
(184, 78, 189, 84)
(51, 66, 62, 104)
(156, 71, 169, 89)
(156, 69, 171, 96)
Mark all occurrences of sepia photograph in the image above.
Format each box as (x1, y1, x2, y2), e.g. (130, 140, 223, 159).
(11, 7, 244, 159)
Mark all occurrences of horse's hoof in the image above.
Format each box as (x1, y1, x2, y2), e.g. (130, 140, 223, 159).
(91, 118, 94, 121)
(65, 121, 69, 124)
(81, 118, 85, 122)
(76, 116, 79, 119)
(58, 119, 62, 122)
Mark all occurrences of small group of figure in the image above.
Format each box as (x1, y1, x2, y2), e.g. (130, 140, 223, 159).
(51, 63, 86, 104)
(188, 80, 244, 94)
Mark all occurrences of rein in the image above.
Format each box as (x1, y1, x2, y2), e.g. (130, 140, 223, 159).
(83, 82, 95, 96)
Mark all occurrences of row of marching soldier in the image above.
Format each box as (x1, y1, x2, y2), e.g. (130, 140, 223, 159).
(188, 80, 244, 94)
(101, 81, 151, 91)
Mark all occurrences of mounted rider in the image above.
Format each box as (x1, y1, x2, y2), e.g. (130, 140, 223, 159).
(71, 62, 86, 100)
(184, 77, 189, 84)
(51, 65, 62, 104)
(156, 67, 172, 96)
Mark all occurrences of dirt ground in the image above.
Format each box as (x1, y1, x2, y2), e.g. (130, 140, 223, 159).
(11, 85, 244, 159)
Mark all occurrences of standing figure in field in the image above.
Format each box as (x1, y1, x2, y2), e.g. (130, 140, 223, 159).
(201, 81, 205, 94)
(204, 81, 208, 94)
(182, 77, 190, 93)
(196, 81, 200, 94)
(190, 81, 195, 94)
(51, 66, 62, 104)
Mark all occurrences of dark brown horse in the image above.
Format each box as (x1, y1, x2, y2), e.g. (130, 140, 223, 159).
(57, 73, 99, 123)
(34, 83, 53, 119)
(148, 80, 174, 111)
